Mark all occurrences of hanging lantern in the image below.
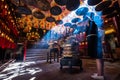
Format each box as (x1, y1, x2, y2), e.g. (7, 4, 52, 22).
(87, 0, 102, 6)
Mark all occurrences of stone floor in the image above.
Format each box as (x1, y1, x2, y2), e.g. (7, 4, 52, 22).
(0, 59, 120, 80)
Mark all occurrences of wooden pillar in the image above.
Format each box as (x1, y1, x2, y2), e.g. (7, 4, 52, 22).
(118, 0, 120, 7)
(113, 15, 120, 46)
(23, 40, 27, 61)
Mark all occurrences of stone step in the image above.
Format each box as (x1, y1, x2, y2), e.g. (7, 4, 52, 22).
(26, 49, 49, 52)
(25, 56, 46, 61)
(25, 49, 49, 61)
(25, 59, 45, 62)
(26, 54, 47, 58)
(26, 53, 47, 56)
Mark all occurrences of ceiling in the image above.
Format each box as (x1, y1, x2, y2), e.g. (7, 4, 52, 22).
(5, 0, 120, 41)
(10, 0, 81, 31)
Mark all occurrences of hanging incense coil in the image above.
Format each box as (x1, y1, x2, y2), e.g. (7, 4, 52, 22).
(102, 7, 115, 15)
(21, 0, 37, 6)
(54, 0, 67, 6)
(55, 20, 63, 25)
(66, 0, 80, 11)
(112, 1, 120, 13)
(95, 1, 112, 11)
(75, 7, 88, 16)
(87, 0, 102, 6)
(50, 6, 62, 16)
(46, 16, 55, 22)
(64, 22, 72, 27)
(17, 6, 32, 15)
(105, 11, 118, 18)
(37, 0, 51, 11)
(32, 8, 45, 19)
(71, 18, 81, 23)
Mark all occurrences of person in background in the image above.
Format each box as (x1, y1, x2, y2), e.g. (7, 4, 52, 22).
(108, 36, 116, 62)
(58, 39, 64, 57)
(86, 13, 105, 80)
(49, 40, 60, 63)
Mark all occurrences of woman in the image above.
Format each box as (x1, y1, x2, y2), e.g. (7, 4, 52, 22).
(86, 14, 105, 80)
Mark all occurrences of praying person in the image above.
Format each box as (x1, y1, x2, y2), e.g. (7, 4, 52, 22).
(86, 13, 105, 80)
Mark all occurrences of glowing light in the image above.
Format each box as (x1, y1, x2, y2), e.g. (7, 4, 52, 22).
(8, 11, 10, 14)
(105, 29, 115, 34)
(5, 5, 7, 9)
(29, 77, 36, 80)
(0, 61, 42, 80)
(1, 33, 4, 36)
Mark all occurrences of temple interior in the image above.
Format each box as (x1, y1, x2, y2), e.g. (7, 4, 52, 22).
(0, 0, 120, 80)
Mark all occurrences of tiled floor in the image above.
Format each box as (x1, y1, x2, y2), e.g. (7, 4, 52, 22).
(0, 59, 120, 80)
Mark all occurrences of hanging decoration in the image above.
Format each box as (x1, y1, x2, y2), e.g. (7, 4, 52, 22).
(102, 7, 115, 15)
(17, 6, 32, 15)
(75, 7, 88, 16)
(66, 0, 80, 11)
(87, 0, 102, 6)
(37, 0, 51, 11)
(55, 20, 63, 25)
(71, 18, 81, 23)
(46, 16, 55, 22)
(95, 1, 112, 11)
(32, 8, 45, 19)
(64, 22, 72, 27)
(54, 0, 67, 6)
(50, 6, 62, 16)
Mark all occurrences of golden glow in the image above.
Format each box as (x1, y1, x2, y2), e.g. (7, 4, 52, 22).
(12, 8, 14, 11)
(82, 42, 84, 45)
(11, 20, 14, 22)
(105, 20, 108, 23)
(43, 30, 46, 33)
(1, 33, 4, 37)
(8, 11, 10, 14)
(5, 5, 7, 9)
(8, 37, 10, 40)
(0, 31, 14, 42)
(26, 31, 40, 41)
(105, 29, 115, 34)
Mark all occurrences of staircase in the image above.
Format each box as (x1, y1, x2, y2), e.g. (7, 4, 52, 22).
(25, 49, 49, 62)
